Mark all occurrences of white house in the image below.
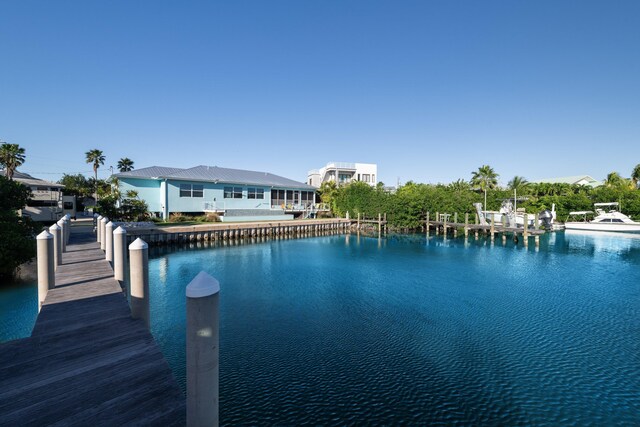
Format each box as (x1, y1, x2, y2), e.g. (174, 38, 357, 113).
(307, 162, 378, 187)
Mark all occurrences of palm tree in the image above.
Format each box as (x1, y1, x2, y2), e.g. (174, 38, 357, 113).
(448, 179, 471, 192)
(632, 164, 640, 189)
(605, 171, 634, 192)
(117, 157, 134, 172)
(471, 165, 499, 211)
(507, 176, 529, 192)
(604, 171, 623, 188)
(85, 149, 105, 200)
(0, 142, 26, 180)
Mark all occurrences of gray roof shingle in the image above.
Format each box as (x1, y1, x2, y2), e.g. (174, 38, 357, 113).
(115, 165, 314, 189)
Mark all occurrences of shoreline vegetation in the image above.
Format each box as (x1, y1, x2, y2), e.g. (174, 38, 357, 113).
(321, 177, 640, 233)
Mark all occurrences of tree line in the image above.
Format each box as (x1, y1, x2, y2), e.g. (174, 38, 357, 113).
(320, 165, 640, 231)
(0, 141, 142, 280)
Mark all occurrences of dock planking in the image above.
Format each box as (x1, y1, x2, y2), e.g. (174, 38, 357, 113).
(0, 221, 185, 426)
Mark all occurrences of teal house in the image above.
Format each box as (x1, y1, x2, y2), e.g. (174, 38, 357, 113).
(115, 165, 319, 222)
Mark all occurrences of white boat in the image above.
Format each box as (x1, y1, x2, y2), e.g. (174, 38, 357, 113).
(564, 203, 640, 233)
(480, 200, 556, 229)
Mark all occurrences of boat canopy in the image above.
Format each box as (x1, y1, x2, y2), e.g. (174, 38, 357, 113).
(568, 211, 593, 215)
(594, 202, 619, 207)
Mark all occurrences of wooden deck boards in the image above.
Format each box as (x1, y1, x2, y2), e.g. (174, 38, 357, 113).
(0, 222, 185, 426)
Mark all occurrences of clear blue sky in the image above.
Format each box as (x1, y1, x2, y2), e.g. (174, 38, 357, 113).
(1, 1, 639, 186)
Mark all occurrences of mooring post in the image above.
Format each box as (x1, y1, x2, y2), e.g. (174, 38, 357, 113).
(426, 212, 430, 235)
(57, 217, 71, 253)
(384, 213, 387, 235)
(490, 217, 495, 242)
(443, 213, 447, 238)
(105, 221, 114, 264)
(378, 213, 382, 234)
(62, 214, 71, 246)
(357, 212, 360, 230)
(535, 235, 540, 247)
(523, 214, 529, 246)
(129, 238, 149, 328)
(464, 213, 469, 237)
(36, 230, 55, 311)
(100, 217, 108, 251)
(114, 226, 128, 292)
(49, 223, 62, 269)
(186, 271, 220, 427)
(435, 211, 439, 235)
(534, 213, 539, 231)
(96, 214, 103, 243)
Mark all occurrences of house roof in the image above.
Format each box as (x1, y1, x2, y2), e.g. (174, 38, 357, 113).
(1, 169, 64, 188)
(533, 175, 602, 187)
(116, 165, 315, 190)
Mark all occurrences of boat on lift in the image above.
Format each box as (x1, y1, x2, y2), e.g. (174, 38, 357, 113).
(482, 199, 556, 229)
(564, 202, 640, 233)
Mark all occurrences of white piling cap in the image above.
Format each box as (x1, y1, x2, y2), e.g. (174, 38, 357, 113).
(101, 217, 109, 223)
(37, 229, 53, 240)
(49, 223, 61, 231)
(114, 226, 127, 234)
(186, 271, 220, 298)
(106, 221, 114, 228)
(57, 219, 65, 226)
(129, 237, 148, 250)
(97, 215, 103, 220)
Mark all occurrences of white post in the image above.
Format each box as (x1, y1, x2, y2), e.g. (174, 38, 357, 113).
(96, 214, 103, 243)
(49, 223, 62, 269)
(186, 271, 220, 427)
(129, 238, 149, 328)
(114, 226, 128, 292)
(105, 221, 114, 264)
(57, 219, 66, 252)
(100, 217, 108, 251)
(64, 214, 71, 244)
(36, 230, 55, 311)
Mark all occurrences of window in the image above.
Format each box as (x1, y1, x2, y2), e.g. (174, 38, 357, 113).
(180, 184, 204, 198)
(363, 174, 370, 183)
(248, 188, 264, 199)
(180, 184, 192, 197)
(224, 186, 243, 199)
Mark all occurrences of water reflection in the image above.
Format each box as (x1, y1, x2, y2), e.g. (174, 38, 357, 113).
(564, 229, 640, 256)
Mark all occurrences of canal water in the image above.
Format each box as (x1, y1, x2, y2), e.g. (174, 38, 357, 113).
(1, 231, 638, 424)
(148, 231, 639, 425)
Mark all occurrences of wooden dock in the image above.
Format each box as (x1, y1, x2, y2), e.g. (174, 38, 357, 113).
(0, 222, 185, 425)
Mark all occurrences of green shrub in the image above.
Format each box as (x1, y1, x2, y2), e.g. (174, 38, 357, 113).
(0, 177, 38, 280)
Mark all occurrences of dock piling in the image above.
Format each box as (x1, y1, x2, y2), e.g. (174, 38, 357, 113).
(49, 223, 62, 269)
(96, 215, 103, 243)
(100, 217, 108, 251)
(57, 219, 67, 252)
(36, 230, 55, 311)
(114, 226, 128, 292)
(129, 238, 150, 328)
(105, 221, 114, 264)
(186, 271, 220, 427)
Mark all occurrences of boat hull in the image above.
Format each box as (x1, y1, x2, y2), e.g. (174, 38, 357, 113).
(564, 222, 640, 233)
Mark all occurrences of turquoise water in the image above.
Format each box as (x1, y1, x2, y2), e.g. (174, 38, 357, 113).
(147, 231, 640, 425)
(0, 282, 37, 342)
(1, 232, 638, 424)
